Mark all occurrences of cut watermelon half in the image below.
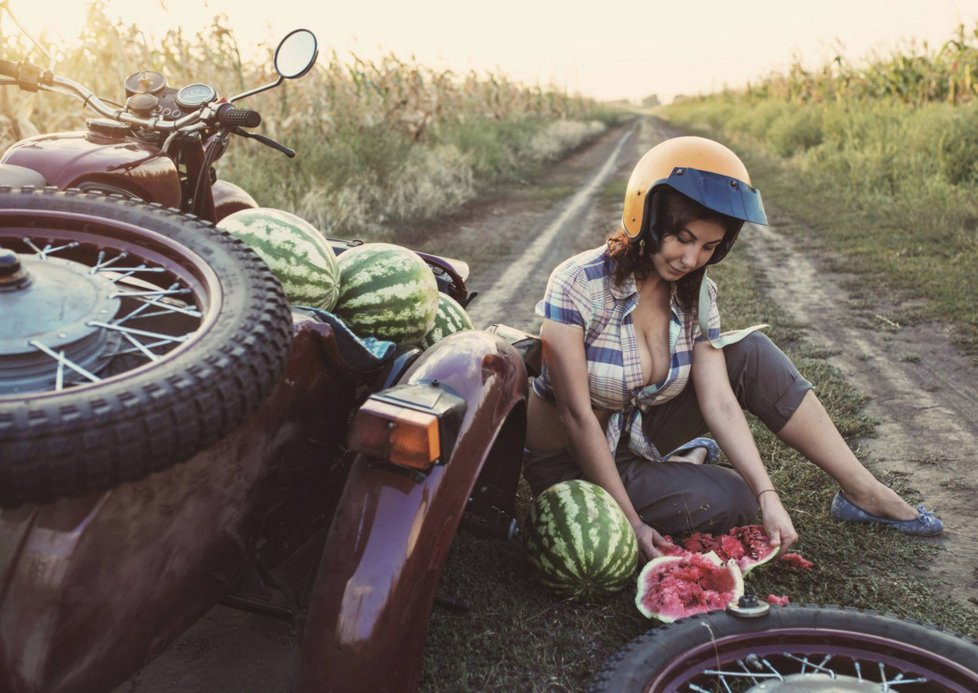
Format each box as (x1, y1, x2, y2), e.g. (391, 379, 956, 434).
(635, 551, 744, 623)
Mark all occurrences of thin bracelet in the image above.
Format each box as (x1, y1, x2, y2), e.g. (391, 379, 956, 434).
(756, 488, 778, 502)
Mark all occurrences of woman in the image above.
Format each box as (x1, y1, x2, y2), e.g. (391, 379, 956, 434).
(524, 136, 943, 562)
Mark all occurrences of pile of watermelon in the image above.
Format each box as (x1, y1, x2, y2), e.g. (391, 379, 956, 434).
(218, 208, 473, 346)
(635, 525, 813, 622)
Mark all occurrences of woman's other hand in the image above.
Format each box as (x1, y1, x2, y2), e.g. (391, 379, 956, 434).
(633, 522, 677, 562)
(758, 491, 798, 554)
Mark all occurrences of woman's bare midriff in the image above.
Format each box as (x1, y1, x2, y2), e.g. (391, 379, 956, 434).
(526, 389, 612, 451)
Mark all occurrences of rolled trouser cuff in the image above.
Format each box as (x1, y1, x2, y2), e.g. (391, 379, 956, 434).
(724, 332, 812, 433)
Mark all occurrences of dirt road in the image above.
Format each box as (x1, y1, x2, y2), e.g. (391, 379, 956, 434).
(120, 114, 977, 691)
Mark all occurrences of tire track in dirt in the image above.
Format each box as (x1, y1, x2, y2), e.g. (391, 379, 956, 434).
(465, 122, 635, 330)
(744, 215, 978, 611)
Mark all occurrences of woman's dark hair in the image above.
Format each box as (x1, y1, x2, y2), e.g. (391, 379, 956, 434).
(606, 187, 743, 312)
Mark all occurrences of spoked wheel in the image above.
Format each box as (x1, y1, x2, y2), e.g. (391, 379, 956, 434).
(0, 188, 293, 507)
(590, 604, 978, 692)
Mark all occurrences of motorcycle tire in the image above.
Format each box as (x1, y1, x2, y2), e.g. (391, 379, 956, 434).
(0, 187, 293, 507)
(589, 604, 978, 692)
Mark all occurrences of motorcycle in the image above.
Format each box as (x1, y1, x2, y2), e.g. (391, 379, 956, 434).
(0, 18, 317, 221)
(0, 12, 531, 693)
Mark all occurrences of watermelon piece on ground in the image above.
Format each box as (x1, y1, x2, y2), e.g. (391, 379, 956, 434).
(635, 551, 744, 622)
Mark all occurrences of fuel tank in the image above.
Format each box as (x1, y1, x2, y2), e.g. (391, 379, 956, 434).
(1, 124, 182, 208)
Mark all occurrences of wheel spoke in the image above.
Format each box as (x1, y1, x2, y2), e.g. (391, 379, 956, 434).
(115, 338, 174, 355)
(91, 250, 129, 272)
(20, 237, 79, 258)
(28, 340, 102, 383)
(55, 351, 64, 391)
(115, 282, 202, 324)
(87, 321, 189, 344)
(783, 652, 836, 677)
(112, 287, 192, 299)
(103, 265, 168, 284)
(120, 331, 161, 362)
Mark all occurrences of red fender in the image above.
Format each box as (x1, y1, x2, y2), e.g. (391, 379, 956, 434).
(296, 331, 528, 692)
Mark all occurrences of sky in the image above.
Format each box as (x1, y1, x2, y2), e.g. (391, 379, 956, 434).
(7, 0, 978, 103)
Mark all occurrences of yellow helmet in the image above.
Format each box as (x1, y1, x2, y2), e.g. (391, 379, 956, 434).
(622, 136, 767, 263)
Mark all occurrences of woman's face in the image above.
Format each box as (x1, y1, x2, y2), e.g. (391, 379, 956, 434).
(650, 219, 726, 280)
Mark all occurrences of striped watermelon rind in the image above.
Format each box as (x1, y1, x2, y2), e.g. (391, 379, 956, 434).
(419, 293, 474, 349)
(217, 207, 339, 310)
(334, 242, 439, 343)
(524, 479, 638, 599)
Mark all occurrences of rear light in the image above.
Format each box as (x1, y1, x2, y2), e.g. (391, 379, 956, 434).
(348, 382, 465, 472)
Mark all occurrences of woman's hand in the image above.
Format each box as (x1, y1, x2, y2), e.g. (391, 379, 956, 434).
(758, 491, 798, 554)
(632, 522, 677, 562)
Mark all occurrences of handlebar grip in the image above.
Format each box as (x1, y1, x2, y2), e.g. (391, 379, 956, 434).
(0, 60, 17, 78)
(216, 104, 261, 128)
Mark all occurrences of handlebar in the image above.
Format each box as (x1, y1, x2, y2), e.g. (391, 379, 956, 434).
(215, 104, 261, 128)
(0, 59, 302, 158)
(0, 62, 262, 135)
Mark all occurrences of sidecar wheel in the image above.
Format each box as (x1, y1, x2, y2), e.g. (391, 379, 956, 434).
(589, 604, 978, 691)
(0, 188, 293, 507)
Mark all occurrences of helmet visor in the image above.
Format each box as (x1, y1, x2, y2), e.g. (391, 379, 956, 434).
(661, 167, 767, 226)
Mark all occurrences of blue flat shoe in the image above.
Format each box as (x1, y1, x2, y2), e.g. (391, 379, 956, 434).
(664, 436, 721, 465)
(830, 491, 944, 537)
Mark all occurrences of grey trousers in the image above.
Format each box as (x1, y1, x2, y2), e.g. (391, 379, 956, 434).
(523, 332, 813, 536)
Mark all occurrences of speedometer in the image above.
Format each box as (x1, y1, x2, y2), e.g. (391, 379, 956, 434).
(175, 83, 217, 111)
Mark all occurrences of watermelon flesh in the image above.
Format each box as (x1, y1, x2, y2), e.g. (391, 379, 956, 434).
(681, 524, 780, 575)
(635, 551, 744, 622)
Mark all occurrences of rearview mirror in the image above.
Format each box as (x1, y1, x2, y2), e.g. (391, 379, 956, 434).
(274, 29, 318, 80)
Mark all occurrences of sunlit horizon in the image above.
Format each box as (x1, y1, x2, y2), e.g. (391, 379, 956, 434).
(5, 0, 978, 103)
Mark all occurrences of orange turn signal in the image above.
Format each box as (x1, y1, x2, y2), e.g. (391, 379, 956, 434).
(349, 398, 441, 470)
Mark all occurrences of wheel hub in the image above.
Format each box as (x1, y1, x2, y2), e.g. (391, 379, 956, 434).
(0, 251, 121, 393)
(747, 672, 886, 691)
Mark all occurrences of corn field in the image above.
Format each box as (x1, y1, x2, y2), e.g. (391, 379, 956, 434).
(0, 1, 619, 237)
(741, 22, 978, 106)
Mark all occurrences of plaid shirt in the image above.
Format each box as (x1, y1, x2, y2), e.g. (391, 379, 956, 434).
(532, 245, 721, 461)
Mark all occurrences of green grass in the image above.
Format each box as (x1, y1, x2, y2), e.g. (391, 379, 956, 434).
(420, 157, 978, 692)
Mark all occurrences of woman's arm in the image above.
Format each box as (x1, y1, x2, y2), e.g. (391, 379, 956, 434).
(542, 319, 675, 560)
(691, 341, 798, 552)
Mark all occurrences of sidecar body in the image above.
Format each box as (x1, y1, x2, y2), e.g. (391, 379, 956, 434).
(0, 257, 528, 692)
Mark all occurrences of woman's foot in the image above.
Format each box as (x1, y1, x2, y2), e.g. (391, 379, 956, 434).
(831, 489, 943, 536)
(840, 483, 917, 521)
(664, 437, 720, 465)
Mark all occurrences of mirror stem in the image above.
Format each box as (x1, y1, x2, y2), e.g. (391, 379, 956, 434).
(227, 76, 285, 104)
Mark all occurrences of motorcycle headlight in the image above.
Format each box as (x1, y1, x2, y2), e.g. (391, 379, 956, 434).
(348, 382, 465, 471)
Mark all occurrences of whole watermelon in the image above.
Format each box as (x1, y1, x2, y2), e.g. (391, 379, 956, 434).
(524, 479, 638, 600)
(419, 293, 474, 349)
(217, 207, 339, 310)
(334, 242, 439, 343)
